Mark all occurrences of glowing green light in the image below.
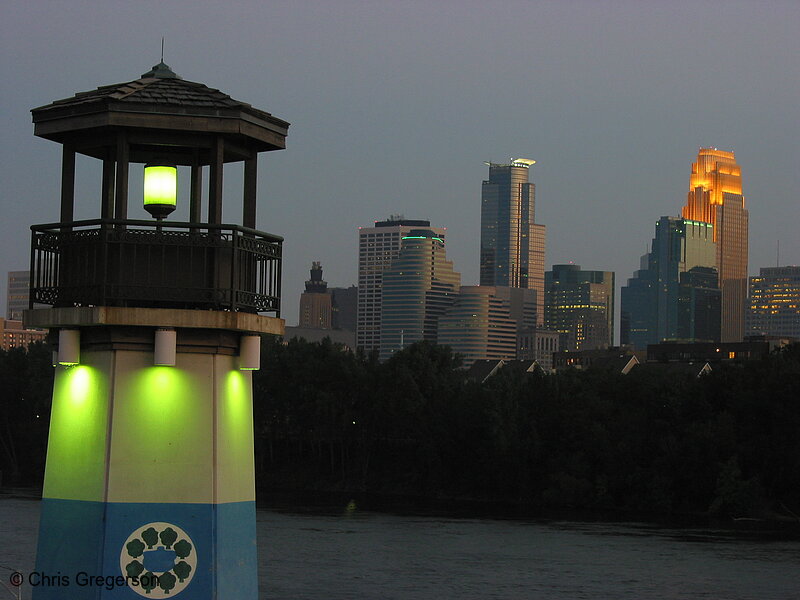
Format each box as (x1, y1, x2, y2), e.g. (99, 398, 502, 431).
(144, 166, 177, 206)
(44, 364, 109, 501)
(401, 236, 444, 242)
(143, 165, 177, 220)
(218, 369, 255, 501)
(224, 370, 250, 430)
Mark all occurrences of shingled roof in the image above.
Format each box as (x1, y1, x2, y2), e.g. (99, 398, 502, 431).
(31, 62, 289, 163)
(33, 62, 284, 123)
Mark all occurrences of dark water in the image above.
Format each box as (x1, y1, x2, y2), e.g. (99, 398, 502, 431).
(1, 498, 798, 599)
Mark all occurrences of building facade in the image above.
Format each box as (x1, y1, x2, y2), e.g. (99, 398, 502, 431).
(357, 217, 445, 354)
(516, 327, 560, 371)
(480, 159, 546, 325)
(746, 266, 800, 338)
(330, 285, 357, 331)
(677, 266, 722, 343)
(7, 271, 31, 321)
(545, 264, 614, 351)
(298, 261, 332, 329)
(437, 286, 521, 366)
(682, 148, 748, 342)
(621, 216, 720, 348)
(0, 318, 47, 351)
(378, 229, 460, 361)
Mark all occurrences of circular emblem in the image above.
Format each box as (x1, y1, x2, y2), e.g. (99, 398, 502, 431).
(120, 522, 197, 597)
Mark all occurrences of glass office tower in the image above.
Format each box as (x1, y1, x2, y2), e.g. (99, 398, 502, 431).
(357, 217, 445, 354)
(545, 264, 614, 351)
(480, 159, 546, 325)
(621, 216, 720, 349)
(379, 229, 460, 361)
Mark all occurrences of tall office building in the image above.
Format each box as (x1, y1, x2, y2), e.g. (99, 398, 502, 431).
(621, 217, 720, 348)
(437, 286, 535, 366)
(379, 229, 460, 361)
(357, 216, 445, 354)
(330, 285, 357, 331)
(480, 159, 546, 325)
(7, 271, 31, 321)
(682, 148, 748, 342)
(746, 266, 800, 338)
(545, 264, 614, 351)
(298, 261, 332, 329)
(677, 266, 722, 343)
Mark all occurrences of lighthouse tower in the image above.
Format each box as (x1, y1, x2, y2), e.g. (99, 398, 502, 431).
(26, 61, 288, 599)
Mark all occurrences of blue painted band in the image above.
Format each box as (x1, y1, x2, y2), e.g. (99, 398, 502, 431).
(34, 498, 257, 599)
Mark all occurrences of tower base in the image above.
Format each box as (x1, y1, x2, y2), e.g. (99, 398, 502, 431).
(28, 308, 281, 600)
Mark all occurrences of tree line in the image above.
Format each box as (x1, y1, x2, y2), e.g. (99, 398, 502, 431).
(2, 339, 799, 520)
(254, 338, 800, 520)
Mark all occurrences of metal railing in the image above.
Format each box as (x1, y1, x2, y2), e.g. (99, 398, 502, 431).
(30, 219, 282, 315)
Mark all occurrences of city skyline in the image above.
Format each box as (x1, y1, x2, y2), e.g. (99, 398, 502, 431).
(1, 2, 798, 335)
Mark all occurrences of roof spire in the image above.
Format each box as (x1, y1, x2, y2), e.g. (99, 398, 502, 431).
(141, 37, 180, 79)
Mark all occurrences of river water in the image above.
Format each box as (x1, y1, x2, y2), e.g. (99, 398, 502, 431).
(1, 498, 798, 599)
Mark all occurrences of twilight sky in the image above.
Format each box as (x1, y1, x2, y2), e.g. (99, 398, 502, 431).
(2, 0, 798, 333)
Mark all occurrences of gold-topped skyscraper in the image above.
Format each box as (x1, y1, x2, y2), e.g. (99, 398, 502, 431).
(682, 148, 748, 342)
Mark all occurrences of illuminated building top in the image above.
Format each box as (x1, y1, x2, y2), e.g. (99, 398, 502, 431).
(686, 148, 743, 215)
(484, 158, 537, 169)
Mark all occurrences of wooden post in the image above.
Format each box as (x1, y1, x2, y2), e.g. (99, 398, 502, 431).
(60, 145, 75, 224)
(101, 153, 115, 219)
(243, 155, 257, 229)
(190, 153, 203, 224)
(208, 137, 224, 225)
(114, 133, 129, 221)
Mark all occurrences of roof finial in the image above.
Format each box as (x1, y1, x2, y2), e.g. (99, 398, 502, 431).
(142, 38, 180, 79)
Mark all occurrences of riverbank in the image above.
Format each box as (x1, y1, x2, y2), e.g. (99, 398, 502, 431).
(256, 486, 800, 538)
(4, 482, 797, 536)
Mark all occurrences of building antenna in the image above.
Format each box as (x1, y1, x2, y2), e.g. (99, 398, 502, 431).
(161, 37, 165, 63)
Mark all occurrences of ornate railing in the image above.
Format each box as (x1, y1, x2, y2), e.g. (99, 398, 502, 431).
(30, 219, 282, 315)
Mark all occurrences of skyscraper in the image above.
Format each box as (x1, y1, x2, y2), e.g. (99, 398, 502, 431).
(298, 261, 332, 329)
(357, 216, 445, 354)
(621, 217, 720, 348)
(746, 266, 800, 338)
(379, 229, 460, 361)
(480, 159, 546, 324)
(682, 148, 748, 342)
(545, 264, 614, 351)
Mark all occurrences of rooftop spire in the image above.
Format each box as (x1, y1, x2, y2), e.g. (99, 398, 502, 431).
(141, 60, 180, 79)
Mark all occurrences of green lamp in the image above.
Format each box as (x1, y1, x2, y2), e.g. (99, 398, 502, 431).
(143, 164, 177, 220)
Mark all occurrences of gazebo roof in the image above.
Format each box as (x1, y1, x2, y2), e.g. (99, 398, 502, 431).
(31, 62, 289, 164)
